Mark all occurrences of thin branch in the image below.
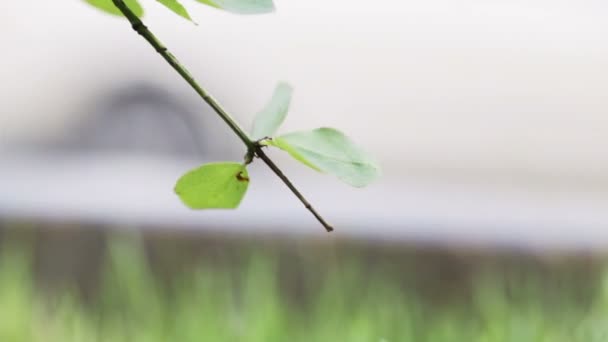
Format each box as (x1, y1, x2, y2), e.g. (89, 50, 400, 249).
(110, 0, 334, 232)
(255, 148, 334, 232)
(111, 0, 253, 150)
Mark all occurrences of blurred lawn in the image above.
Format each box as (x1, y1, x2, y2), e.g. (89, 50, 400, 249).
(0, 234, 607, 341)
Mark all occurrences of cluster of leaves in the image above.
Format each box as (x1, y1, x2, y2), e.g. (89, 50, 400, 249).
(84, 0, 275, 19)
(83, 0, 380, 213)
(175, 83, 380, 209)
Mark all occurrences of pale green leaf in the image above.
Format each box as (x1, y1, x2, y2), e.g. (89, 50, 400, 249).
(156, 0, 193, 21)
(265, 137, 321, 171)
(174, 162, 250, 209)
(194, 0, 275, 14)
(251, 82, 292, 140)
(84, 0, 144, 17)
(268, 128, 380, 187)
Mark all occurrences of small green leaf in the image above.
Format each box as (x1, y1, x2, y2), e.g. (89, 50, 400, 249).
(268, 128, 380, 187)
(174, 162, 250, 209)
(156, 0, 193, 21)
(194, 0, 275, 14)
(251, 82, 293, 140)
(84, 0, 144, 17)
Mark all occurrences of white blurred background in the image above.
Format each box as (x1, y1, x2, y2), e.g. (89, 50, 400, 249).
(1, 0, 607, 249)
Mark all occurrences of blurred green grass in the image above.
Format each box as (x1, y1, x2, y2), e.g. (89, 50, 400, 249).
(0, 235, 607, 341)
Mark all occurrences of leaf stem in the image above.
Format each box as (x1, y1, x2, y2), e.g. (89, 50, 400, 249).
(111, 0, 333, 232)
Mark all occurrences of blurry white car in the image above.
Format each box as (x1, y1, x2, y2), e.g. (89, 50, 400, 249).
(1, 0, 608, 249)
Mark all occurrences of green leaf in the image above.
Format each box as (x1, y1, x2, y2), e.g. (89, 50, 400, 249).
(84, 0, 144, 17)
(194, 0, 275, 14)
(251, 82, 293, 140)
(156, 0, 193, 21)
(174, 162, 250, 209)
(267, 128, 380, 187)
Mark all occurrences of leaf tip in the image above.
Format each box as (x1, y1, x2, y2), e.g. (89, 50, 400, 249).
(277, 81, 293, 92)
